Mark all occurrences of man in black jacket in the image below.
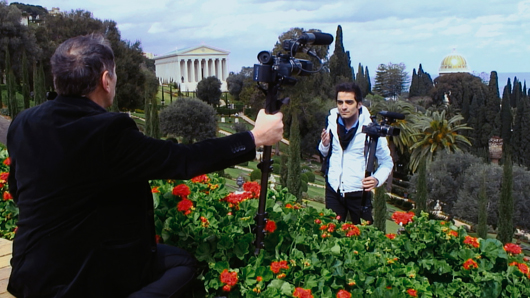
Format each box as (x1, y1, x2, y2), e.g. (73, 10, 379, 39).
(6, 33, 283, 298)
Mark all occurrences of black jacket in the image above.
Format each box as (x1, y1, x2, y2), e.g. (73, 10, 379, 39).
(6, 95, 255, 297)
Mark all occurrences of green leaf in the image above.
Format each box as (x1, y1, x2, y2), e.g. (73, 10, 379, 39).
(331, 243, 341, 256)
(280, 281, 294, 296)
(152, 192, 160, 209)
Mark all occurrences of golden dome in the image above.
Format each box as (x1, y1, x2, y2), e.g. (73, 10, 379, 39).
(439, 50, 470, 75)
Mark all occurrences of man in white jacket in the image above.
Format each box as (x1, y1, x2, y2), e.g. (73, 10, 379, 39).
(319, 82, 393, 224)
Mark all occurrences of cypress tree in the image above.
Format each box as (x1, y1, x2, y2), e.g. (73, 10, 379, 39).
(355, 63, 370, 98)
(504, 78, 512, 108)
(329, 25, 353, 85)
(477, 168, 488, 239)
(418, 64, 433, 96)
(110, 94, 119, 112)
(287, 111, 302, 200)
(373, 185, 387, 232)
(5, 50, 13, 112)
(365, 66, 371, 95)
(500, 85, 512, 147)
(33, 61, 46, 105)
(512, 86, 524, 166)
(8, 68, 18, 119)
(21, 50, 31, 109)
(485, 71, 501, 137)
(497, 147, 514, 244)
(280, 155, 288, 189)
(414, 159, 428, 216)
(150, 94, 160, 139)
(144, 93, 152, 137)
(520, 96, 530, 168)
(5, 50, 19, 119)
(409, 68, 419, 97)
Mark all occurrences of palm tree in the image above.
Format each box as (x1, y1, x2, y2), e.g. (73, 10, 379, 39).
(408, 109, 472, 215)
(369, 98, 417, 191)
(409, 109, 472, 173)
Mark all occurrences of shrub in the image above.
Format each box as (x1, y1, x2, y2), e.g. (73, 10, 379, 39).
(250, 169, 261, 181)
(152, 176, 530, 297)
(159, 98, 217, 144)
(304, 171, 315, 183)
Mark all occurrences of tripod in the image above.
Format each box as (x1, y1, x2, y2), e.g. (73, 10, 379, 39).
(360, 133, 379, 223)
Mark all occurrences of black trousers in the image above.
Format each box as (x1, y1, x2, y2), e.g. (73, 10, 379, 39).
(128, 244, 196, 298)
(325, 184, 373, 224)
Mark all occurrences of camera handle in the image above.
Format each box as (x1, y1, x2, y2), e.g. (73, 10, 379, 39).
(360, 133, 379, 222)
(254, 81, 287, 256)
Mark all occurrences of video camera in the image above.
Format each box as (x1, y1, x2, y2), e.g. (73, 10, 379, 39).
(361, 111, 405, 138)
(253, 32, 334, 86)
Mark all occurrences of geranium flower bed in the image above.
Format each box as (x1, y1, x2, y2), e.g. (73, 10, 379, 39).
(0, 149, 17, 240)
(0, 144, 529, 297)
(152, 175, 530, 298)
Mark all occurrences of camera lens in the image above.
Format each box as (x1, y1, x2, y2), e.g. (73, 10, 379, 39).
(257, 51, 273, 64)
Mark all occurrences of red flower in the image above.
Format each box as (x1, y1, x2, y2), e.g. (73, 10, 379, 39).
(447, 230, 458, 237)
(155, 235, 161, 244)
(3, 191, 12, 201)
(510, 262, 530, 276)
(151, 186, 160, 193)
(504, 243, 522, 255)
(191, 174, 209, 183)
(0, 172, 9, 182)
(327, 223, 336, 233)
(293, 287, 313, 298)
(265, 220, 277, 233)
(222, 285, 232, 292)
(256, 276, 262, 282)
(277, 273, 286, 279)
(220, 269, 238, 287)
(385, 233, 396, 240)
(243, 181, 260, 198)
(172, 184, 191, 197)
(270, 260, 289, 274)
(345, 225, 360, 237)
(177, 198, 193, 214)
(314, 219, 321, 224)
(391, 211, 415, 225)
(3, 157, 10, 166)
(337, 289, 352, 298)
(285, 203, 293, 209)
(463, 258, 478, 270)
(463, 236, 480, 248)
(222, 192, 254, 208)
(407, 289, 418, 297)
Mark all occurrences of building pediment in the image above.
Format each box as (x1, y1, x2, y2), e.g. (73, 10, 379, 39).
(180, 45, 229, 55)
(155, 45, 229, 60)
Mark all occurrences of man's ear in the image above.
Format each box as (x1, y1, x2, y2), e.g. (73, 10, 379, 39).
(101, 70, 111, 92)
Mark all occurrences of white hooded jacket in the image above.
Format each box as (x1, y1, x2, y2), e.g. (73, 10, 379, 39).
(318, 106, 393, 194)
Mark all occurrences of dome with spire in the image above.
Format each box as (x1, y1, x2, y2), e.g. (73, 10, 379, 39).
(439, 50, 470, 75)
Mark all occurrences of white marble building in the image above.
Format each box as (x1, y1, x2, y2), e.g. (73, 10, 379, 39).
(154, 45, 229, 92)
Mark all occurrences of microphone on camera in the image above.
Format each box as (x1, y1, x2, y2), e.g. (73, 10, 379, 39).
(298, 32, 334, 46)
(379, 110, 405, 120)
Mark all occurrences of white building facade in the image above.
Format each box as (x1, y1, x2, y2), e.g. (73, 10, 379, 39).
(154, 45, 229, 92)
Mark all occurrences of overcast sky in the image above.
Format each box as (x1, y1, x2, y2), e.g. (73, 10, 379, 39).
(11, 0, 530, 80)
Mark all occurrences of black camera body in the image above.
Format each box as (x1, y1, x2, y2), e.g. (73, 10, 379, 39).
(361, 111, 405, 138)
(253, 32, 333, 86)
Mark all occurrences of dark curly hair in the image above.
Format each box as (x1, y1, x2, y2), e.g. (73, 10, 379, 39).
(334, 82, 363, 103)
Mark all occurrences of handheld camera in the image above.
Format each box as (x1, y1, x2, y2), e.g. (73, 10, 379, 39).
(361, 111, 405, 138)
(253, 32, 334, 86)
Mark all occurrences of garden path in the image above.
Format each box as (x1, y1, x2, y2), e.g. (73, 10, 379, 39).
(0, 116, 10, 146)
(0, 238, 14, 297)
